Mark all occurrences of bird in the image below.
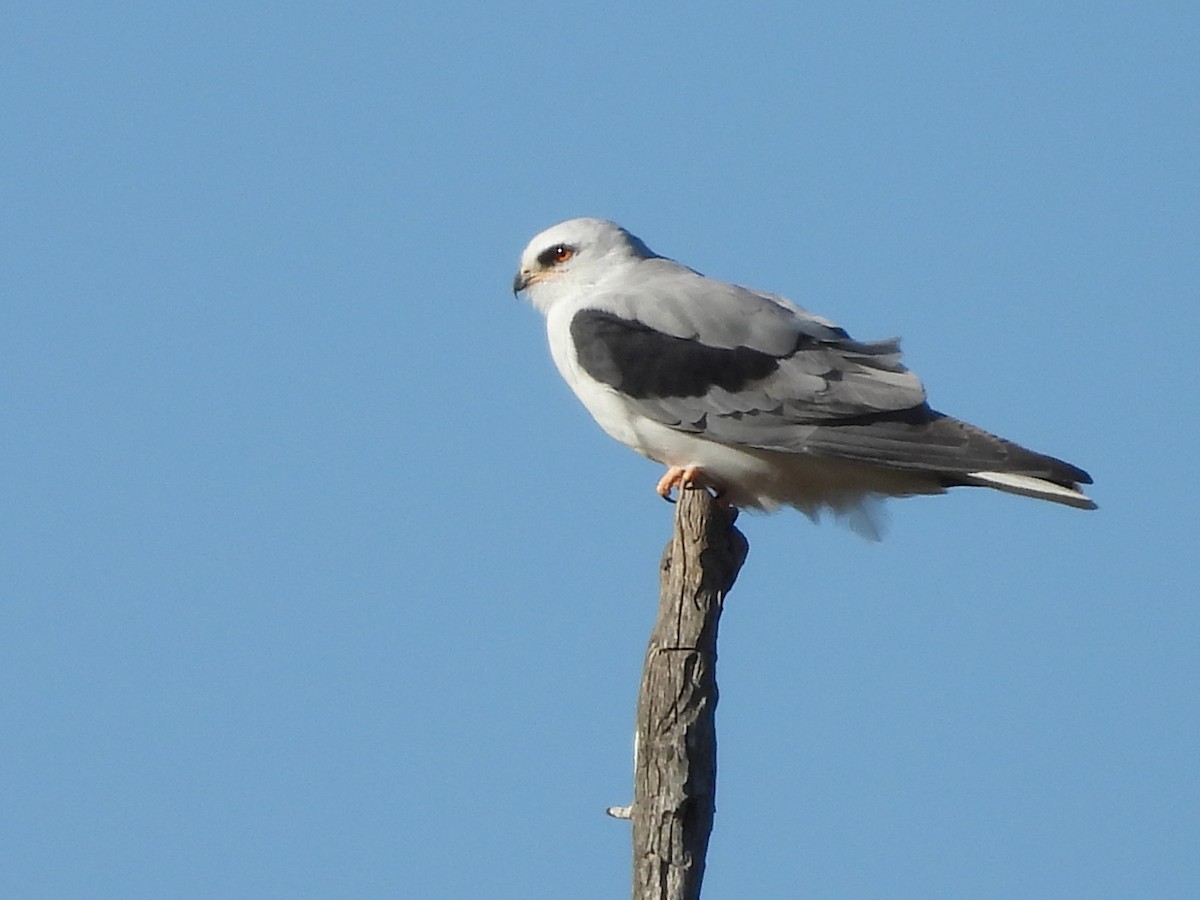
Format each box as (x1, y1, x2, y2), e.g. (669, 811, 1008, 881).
(512, 217, 1095, 535)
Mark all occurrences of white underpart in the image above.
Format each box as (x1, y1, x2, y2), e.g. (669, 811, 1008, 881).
(542, 299, 941, 538)
(516, 217, 1094, 536)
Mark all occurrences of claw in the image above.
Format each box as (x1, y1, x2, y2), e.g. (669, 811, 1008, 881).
(654, 466, 739, 518)
(656, 466, 684, 502)
(655, 465, 708, 503)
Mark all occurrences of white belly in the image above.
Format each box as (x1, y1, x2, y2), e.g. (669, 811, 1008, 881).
(547, 307, 777, 483)
(542, 304, 943, 529)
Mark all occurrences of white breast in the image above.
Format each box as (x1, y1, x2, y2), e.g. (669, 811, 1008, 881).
(545, 303, 644, 451)
(540, 298, 937, 528)
(543, 303, 767, 475)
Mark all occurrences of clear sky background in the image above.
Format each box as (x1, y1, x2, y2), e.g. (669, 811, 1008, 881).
(3, 3, 1197, 898)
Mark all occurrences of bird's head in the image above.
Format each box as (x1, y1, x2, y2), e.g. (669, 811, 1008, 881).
(512, 218, 658, 313)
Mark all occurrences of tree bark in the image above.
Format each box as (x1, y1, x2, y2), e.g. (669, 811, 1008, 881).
(629, 487, 749, 900)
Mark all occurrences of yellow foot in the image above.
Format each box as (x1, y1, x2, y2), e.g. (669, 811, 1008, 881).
(655, 465, 711, 503)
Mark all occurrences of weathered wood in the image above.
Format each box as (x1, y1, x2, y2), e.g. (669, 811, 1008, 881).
(630, 487, 749, 900)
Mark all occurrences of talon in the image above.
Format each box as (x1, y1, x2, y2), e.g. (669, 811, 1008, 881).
(678, 465, 706, 494)
(654, 466, 740, 517)
(656, 466, 686, 502)
(655, 465, 707, 502)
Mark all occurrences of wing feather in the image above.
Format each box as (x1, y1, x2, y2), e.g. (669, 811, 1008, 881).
(573, 275, 1091, 489)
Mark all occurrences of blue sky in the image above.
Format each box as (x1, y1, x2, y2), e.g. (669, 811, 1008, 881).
(2, 2, 1197, 897)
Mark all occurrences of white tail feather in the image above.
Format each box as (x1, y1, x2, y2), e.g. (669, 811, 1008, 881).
(964, 471, 1097, 510)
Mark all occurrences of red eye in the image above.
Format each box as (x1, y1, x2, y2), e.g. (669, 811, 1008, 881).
(537, 244, 575, 267)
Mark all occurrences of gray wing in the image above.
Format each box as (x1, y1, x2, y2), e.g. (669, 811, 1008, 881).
(579, 259, 927, 424)
(574, 263, 1092, 486)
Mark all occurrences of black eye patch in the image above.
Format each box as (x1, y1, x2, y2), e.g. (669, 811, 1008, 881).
(536, 244, 574, 267)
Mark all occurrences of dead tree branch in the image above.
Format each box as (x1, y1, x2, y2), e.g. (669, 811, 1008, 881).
(626, 486, 749, 900)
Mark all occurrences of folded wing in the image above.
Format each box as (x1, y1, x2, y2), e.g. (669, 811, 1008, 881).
(570, 278, 1093, 507)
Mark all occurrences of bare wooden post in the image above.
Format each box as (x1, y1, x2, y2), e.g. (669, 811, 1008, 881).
(628, 486, 749, 900)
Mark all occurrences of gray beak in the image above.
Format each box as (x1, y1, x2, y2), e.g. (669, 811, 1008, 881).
(512, 271, 529, 295)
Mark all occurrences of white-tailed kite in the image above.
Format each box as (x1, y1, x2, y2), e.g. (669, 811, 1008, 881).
(513, 218, 1095, 533)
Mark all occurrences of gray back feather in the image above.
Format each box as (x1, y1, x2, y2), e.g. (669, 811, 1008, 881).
(589, 260, 1087, 484)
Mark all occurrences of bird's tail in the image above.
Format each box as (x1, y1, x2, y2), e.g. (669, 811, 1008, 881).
(955, 471, 1097, 510)
(794, 406, 1096, 510)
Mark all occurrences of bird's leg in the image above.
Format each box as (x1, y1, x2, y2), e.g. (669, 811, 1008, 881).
(655, 466, 739, 519)
(656, 466, 685, 501)
(655, 465, 710, 502)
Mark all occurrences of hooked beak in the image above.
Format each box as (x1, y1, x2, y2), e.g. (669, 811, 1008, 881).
(512, 269, 532, 296)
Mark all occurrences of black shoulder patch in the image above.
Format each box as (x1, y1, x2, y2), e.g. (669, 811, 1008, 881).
(570, 309, 781, 399)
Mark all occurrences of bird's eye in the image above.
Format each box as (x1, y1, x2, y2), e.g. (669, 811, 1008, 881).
(538, 244, 575, 267)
